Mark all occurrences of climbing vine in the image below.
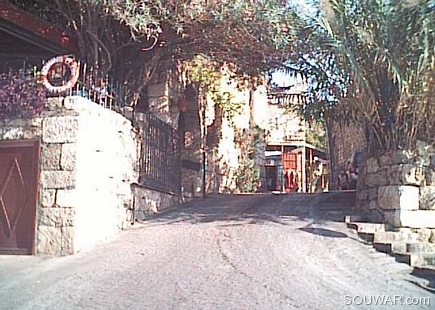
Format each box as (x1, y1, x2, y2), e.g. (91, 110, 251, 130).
(181, 55, 243, 123)
(234, 123, 264, 193)
(180, 55, 265, 194)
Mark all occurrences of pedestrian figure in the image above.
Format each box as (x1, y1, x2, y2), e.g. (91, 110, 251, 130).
(310, 157, 323, 193)
(288, 170, 295, 190)
(92, 77, 113, 106)
(294, 172, 300, 192)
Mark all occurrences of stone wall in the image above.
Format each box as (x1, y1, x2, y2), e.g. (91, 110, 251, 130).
(132, 185, 180, 221)
(68, 97, 139, 253)
(357, 142, 435, 231)
(146, 61, 181, 127)
(328, 121, 366, 190)
(0, 96, 182, 256)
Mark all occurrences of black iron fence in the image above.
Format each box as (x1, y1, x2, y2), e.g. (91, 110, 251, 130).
(139, 112, 181, 195)
(49, 58, 131, 111)
(0, 57, 131, 112)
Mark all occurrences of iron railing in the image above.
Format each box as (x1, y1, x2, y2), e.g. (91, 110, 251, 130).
(0, 57, 131, 112)
(140, 112, 181, 195)
(65, 60, 131, 111)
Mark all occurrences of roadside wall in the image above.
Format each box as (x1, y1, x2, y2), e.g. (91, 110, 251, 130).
(327, 121, 366, 189)
(0, 101, 78, 255)
(69, 97, 139, 252)
(0, 96, 181, 256)
(357, 142, 435, 233)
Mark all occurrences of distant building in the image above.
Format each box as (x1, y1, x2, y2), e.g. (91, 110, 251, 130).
(264, 82, 329, 193)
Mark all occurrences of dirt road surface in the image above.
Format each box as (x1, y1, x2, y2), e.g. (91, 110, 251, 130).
(1, 192, 434, 310)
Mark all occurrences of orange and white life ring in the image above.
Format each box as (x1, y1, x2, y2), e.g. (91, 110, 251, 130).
(41, 55, 79, 94)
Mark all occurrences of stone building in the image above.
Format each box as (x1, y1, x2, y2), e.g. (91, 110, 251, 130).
(265, 83, 329, 193)
(178, 72, 270, 195)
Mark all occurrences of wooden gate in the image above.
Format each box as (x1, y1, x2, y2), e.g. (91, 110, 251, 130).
(0, 140, 40, 255)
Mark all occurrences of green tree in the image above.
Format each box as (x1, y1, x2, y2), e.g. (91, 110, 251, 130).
(101, 0, 306, 76)
(306, 120, 326, 149)
(9, 0, 310, 106)
(300, 0, 435, 154)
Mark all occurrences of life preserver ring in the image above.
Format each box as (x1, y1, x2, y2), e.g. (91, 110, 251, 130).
(41, 55, 79, 94)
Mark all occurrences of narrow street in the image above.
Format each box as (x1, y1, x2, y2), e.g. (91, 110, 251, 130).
(1, 192, 434, 310)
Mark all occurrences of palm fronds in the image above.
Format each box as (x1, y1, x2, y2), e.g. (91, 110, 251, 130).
(308, 0, 435, 154)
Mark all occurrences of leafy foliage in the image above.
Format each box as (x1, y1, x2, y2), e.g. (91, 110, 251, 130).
(299, 0, 435, 154)
(8, 0, 309, 107)
(234, 124, 264, 193)
(306, 120, 327, 149)
(8, 0, 171, 103)
(0, 70, 46, 119)
(182, 55, 244, 123)
(100, 0, 306, 76)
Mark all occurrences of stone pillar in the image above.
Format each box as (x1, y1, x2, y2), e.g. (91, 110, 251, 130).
(147, 65, 181, 127)
(38, 115, 79, 255)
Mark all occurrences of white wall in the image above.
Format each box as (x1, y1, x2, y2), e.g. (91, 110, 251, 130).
(69, 97, 139, 252)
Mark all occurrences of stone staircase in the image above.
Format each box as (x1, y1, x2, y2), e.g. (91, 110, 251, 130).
(346, 217, 435, 268)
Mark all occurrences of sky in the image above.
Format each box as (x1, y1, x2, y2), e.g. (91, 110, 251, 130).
(271, 71, 305, 88)
(271, 0, 317, 88)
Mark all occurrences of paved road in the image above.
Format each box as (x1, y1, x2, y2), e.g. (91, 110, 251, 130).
(1, 192, 434, 310)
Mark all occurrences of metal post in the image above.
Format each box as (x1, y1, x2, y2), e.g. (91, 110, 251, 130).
(202, 148, 206, 198)
(302, 144, 306, 193)
(281, 145, 285, 193)
(199, 88, 207, 199)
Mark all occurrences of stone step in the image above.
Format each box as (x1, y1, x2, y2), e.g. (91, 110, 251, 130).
(343, 214, 373, 223)
(372, 255, 398, 265)
(406, 242, 435, 253)
(357, 232, 375, 243)
(373, 242, 406, 254)
(345, 215, 359, 223)
(369, 251, 390, 259)
(395, 253, 435, 267)
(347, 222, 386, 234)
(384, 210, 435, 229)
(383, 262, 413, 274)
(373, 231, 419, 244)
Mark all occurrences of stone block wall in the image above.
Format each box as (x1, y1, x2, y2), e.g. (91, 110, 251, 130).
(68, 97, 140, 253)
(132, 185, 180, 221)
(357, 142, 435, 233)
(0, 96, 182, 256)
(0, 104, 79, 256)
(146, 62, 181, 127)
(327, 121, 366, 189)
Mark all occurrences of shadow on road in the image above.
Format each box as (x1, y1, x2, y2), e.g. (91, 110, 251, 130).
(133, 191, 435, 294)
(139, 191, 359, 229)
(299, 227, 348, 238)
(409, 268, 435, 291)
